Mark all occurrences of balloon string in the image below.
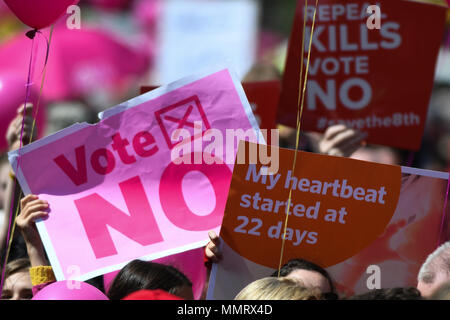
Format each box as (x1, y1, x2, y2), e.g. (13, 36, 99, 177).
(277, 0, 319, 277)
(0, 36, 37, 296)
(30, 25, 54, 143)
(277, 0, 309, 277)
(24, 28, 51, 83)
(30, 35, 39, 83)
(36, 29, 51, 76)
(437, 172, 450, 247)
(0, 25, 53, 296)
(294, 0, 308, 151)
(2, 27, 56, 286)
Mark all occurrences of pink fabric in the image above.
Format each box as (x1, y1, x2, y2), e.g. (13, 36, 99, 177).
(32, 281, 53, 297)
(0, 25, 150, 102)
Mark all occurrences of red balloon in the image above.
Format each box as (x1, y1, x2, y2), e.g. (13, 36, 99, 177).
(4, 0, 79, 30)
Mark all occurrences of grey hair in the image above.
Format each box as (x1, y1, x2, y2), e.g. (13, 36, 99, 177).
(418, 242, 450, 284)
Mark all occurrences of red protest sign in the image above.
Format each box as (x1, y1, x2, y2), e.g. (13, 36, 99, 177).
(278, 0, 447, 151)
(243, 81, 279, 131)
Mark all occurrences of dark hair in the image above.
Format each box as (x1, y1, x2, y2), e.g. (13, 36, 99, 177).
(348, 287, 422, 300)
(271, 259, 336, 295)
(107, 260, 193, 300)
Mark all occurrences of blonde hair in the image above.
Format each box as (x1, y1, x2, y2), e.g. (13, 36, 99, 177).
(234, 277, 322, 300)
(430, 281, 450, 300)
(418, 241, 450, 284)
(243, 62, 281, 82)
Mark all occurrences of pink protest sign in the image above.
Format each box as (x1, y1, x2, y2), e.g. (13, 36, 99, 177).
(9, 68, 261, 281)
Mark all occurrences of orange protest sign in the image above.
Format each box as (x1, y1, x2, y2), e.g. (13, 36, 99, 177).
(207, 141, 449, 299)
(221, 141, 401, 269)
(278, 0, 447, 150)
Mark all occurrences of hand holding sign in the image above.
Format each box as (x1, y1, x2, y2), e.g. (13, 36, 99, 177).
(205, 231, 222, 263)
(318, 124, 368, 157)
(17, 195, 49, 267)
(6, 104, 36, 152)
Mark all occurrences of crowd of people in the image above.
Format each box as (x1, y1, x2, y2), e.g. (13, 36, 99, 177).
(0, 95, 449, 300)
(0, 0, 449, 302)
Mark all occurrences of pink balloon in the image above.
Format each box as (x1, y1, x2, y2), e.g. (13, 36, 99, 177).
(0, 26, 151, 102)
(32, 281, 109, 300)
(4, 0, 79, 30)
(0, 73, 46, 153)
(103, 248, 207, 300)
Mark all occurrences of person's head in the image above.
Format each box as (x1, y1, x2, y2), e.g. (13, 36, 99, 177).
(429, 281, 450, 300)
(348, 287, 422, 300)
(1, 258, 32, 300)
(107, 260, 193, 300)
(417, 242, 450, 297)
(271, 259, 336, 296)
(235, 277, 322, 300)
(351, 145, 400, 165)
(46, 101, 97, 135)
(243, 62, 281, 82)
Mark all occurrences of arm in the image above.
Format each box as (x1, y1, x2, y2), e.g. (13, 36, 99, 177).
(17, 194, 56, 294)
(0, 104, 35, 253)
(16, 194, 49, 267)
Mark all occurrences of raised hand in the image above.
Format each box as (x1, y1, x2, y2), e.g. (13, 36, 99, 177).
(318, 124, 368, 157)
(6, 103, 36, 152)
(17, 194, 49, 266)
(205, 230, 222, 263)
